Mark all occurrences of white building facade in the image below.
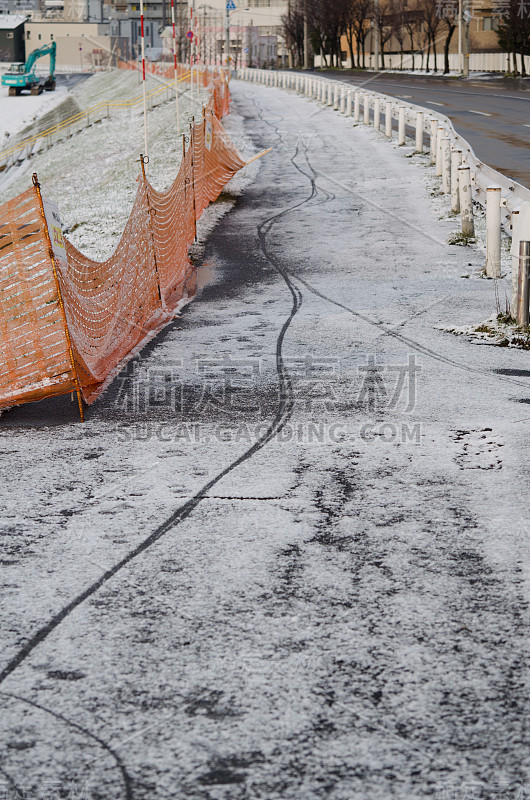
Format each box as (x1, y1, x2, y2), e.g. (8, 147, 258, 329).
(187, 0, 288, 68)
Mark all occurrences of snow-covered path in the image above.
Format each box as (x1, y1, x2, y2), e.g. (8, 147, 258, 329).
(0, 82, 528, 800)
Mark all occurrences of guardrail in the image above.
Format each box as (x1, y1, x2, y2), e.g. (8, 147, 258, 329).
(237, 68, 530, 314)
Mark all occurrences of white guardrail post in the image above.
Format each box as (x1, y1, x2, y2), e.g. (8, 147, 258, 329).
(374, 98, 380, 131)
(430, 118, 437, 164)
(354, 91, 360, 122)
(442, 138, 451, 194)
(415, 111, 424, 153)
(485, 186, 502, 278)
(436, 126, 445, 175)
(340, 86, 346, 114)
(458, 165, 475, 238)
(346, 89, 352, 116)
(398, 106, 405, 145)
(385, 102, 392, 138)
(364, 95, 370, 125)
(451, 149, 463, 212)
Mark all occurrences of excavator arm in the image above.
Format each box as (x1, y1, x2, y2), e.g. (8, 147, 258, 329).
(25, 41, 56, 77)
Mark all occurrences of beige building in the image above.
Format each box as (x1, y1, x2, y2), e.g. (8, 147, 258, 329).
(25, 20, 113, 67)
(336, 0, 510, 71)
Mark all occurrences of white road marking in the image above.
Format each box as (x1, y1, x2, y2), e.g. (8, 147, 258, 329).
(426, 101, 445, 106)
(469, 109, 492, 116)
(524, 124, 530, 128)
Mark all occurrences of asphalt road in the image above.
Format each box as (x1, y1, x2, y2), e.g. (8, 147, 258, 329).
(318, 70, 530, 188)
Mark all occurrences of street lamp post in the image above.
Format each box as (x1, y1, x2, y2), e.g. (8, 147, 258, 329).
(373, 0, 380, 71)
(458, 0, 463, 73)
(303, 13, 309, 70)
(225, 3, 230, 68)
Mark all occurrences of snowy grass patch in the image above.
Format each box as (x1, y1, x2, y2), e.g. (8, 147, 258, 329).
(440, 312, 530, 349)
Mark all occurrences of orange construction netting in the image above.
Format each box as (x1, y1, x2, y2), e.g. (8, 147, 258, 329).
(0, 188, 79, 407)
(0, 69, 245, 415)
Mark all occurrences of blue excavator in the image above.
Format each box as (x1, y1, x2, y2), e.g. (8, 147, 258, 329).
(1, 41, 56, 96)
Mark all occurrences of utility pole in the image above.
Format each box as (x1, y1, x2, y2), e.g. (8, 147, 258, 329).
(303, 12, 309, 70)
(458, 0, 463, 73)
(287, 0, 292, 68)
(462, 0, 469, 77)
(225, 2, 230, 68)
(373, 0, 380, 71)
(248, 19, 252, 68)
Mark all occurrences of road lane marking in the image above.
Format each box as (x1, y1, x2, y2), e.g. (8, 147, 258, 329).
(426, 101, 445, 106)
(469, 109, 492, 116)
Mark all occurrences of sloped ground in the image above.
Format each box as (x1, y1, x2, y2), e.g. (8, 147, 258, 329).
(0, 82, 528, 800)
(0, 69, 210, 259)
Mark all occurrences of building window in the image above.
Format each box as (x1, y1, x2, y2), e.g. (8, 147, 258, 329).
(482, 16, 499, 30)
(38, 33, 41, 39)
(26, 30, 30, 39)
(6, 31, 13, 38)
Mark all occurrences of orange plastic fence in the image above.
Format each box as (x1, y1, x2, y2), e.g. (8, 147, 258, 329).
(117, 61, 231, 119)
(0, 69, 245, 415)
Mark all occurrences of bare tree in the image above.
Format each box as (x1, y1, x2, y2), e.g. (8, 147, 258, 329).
(372, 0, 394, 68)
(304, 0, 347, 68)
(496, 0, 530, 76)
(403, 7, 420, 70)
(344, 0, 373, 68)
(282, 1, 305, 67)
(436, 0, 457, 74)
(389, 0, 408, 69)
(421, 0, 441, 71)
(415, 11, 431, 69)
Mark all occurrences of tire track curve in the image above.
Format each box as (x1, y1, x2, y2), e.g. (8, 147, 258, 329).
(247, 89, 530, 393)
(0, 133, 310, 695)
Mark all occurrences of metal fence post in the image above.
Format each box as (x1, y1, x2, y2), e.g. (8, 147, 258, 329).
(334, 83, 339, 110)
(364, 94, 370, 125)
(354, 91, 360, 122)
(340, 85, 346, 114)
(458, 165, 475, 238)
(511, 209, 521, 313)
(485, 186, 502, 278)
(346, 89, 352, 116)
(517, 241, 530, 326)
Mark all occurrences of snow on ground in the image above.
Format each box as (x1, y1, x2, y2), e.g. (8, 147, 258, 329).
(0, 81, 69, 141)
(0, 81, 528, 800)
(0, 70, 216, 260)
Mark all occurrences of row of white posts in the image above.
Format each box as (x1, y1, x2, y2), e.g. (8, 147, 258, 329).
(238, 68, 530, 326)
